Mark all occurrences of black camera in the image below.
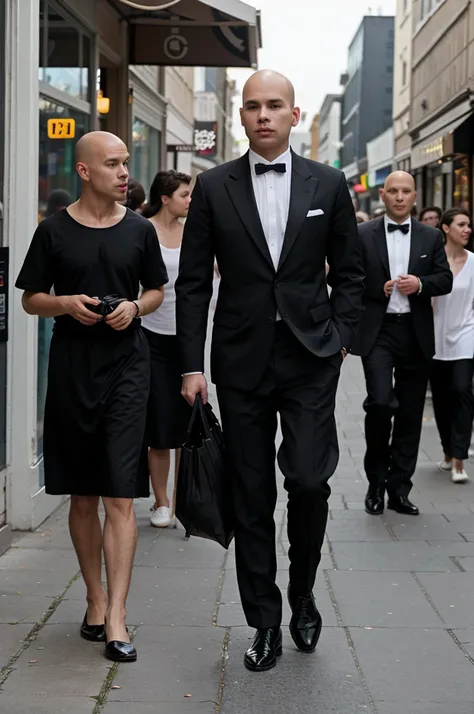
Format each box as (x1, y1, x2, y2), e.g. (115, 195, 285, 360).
(87, 294, 126, 317)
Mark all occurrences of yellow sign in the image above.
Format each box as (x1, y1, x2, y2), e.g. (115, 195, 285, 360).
(47, 118, 76, 139)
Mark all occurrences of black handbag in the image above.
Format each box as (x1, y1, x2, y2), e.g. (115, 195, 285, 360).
(176, 394, 233, 549)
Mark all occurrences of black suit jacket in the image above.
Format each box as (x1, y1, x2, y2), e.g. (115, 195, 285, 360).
(352, 217, 453, 359)
(175, 150, 365, 390)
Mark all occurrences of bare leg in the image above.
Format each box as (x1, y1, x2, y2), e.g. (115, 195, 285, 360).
(102, 497, 137, 643)
(170, 448, 181, 518)
(149, 448, 171, 508)
(453, 457, 464, 473)
(69, 496, 107, 625)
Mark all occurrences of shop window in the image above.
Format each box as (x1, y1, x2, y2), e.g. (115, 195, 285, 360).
(39, 0, 91, 102)
(453, 156, 470, 212)
(36, 98, 90, 468)
(131, 119, 161, 197)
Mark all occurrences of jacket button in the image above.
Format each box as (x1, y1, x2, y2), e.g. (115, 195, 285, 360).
(275, 282, 281, 289)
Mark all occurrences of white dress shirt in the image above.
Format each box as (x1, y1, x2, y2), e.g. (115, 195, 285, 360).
(385, 216, 411, 314)
(248, 147, 291, 270)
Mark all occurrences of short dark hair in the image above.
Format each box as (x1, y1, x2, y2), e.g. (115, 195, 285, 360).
(142, 170, 191, 218)
(125, 178, 146, 212)
(440, 207, 470, 228)
(419, 206, 442, 222)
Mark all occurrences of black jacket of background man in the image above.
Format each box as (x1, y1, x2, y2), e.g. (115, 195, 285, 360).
(352, 216, 453, 359)
(175, 150, 365, 390)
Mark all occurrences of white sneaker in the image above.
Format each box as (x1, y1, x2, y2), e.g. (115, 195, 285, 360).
(150, 506, 172, 528)
(438, 459, 452, 472)
(451, 468, 469, 484)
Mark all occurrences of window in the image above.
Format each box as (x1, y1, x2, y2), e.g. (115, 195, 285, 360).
(420, 0, 443, 22)
(39, 0, 92, 102)
(402, 60, 407, 86)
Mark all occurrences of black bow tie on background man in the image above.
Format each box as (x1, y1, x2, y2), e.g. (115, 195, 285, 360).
(387, 222, 410, 234)
(255, 163, 286, 176)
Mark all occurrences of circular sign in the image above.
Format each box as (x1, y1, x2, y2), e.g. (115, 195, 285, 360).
(164, 32, 188, 61)
(116, 0, 181, 9)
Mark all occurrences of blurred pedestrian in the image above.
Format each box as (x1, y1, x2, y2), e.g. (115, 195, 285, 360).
(431, 207, 474, 483)
(124, 178, 146, 213)
(141, 170, 192, 528)
(43, 188, 72, 218)
(15, 131, 168, 663)
(419, 206, 442, 229)
(356, 211, 370, 224)
(352, 171, 453, 517)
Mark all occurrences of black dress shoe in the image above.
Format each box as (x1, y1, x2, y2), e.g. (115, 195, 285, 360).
(387, 494, 419, 516)
(365, 487, 385, 516)
(244, 627, 282, 672)
(288, 586, 322, 653)
(105, 639, 137, 662)
(80, 613, 105, 643)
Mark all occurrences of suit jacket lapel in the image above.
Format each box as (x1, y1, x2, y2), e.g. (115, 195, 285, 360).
(371, 217, 390, 277)
(408, 218, 423, 274)
(224, 153, 274, 270)
(278, 151, 319, 270)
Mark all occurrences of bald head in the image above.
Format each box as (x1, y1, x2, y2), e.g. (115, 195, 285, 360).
(243, 69, 295, 107)
(75, 131, 127, 164)
(384, 171, 415, 192)
(379, 170, 417, 223)
(75, 131, 129, 201)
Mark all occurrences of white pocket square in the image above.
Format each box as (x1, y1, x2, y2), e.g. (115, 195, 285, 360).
(420, 254, 427, 258)
(307, 209, 324, 217)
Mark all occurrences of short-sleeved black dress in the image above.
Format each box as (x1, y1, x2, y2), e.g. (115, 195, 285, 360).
(15, 209, 168, 498)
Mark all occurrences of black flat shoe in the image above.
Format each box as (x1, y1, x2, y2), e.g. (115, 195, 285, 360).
(80, 613, 105, 643)
(244, 627, 282, 672)
(105, 639, 137, 662)
(365, 487, 385, 516)
(288, 586, 322, 653)
(387, 495, 419, 516)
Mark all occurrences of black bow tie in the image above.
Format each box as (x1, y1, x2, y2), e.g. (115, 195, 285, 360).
(387, 222, 410, 234)
(255, 163, 286, 176)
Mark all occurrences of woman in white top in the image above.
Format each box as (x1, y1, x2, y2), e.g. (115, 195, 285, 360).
(141, 171, 192, 527)
(431, 207, 474, 483)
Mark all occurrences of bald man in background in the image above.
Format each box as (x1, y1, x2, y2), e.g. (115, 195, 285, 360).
(352, 172, 452, 517)
(16, 131, 168, 662)
(176, 70, 364, 671)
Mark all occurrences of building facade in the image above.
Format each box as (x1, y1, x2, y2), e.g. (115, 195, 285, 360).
(410, 0, 474, 212)
(340, 15, 395, 209)
(0, 0, 261, 548)
(392, 0, 413, 171)
(193, 67, 237, 175)
(318, 94, 341, 168)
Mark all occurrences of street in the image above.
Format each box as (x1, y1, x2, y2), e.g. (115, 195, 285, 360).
(1, 356, 474, 713)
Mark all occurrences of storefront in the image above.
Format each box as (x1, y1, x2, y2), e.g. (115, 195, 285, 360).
(129, 68, 166, 196)
(410, 105, 474, 213)
(3, 0, 261, 535)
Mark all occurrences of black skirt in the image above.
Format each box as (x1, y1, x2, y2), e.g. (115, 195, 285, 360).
(143, 328, 191, 450)
(43, 327, 150, 498)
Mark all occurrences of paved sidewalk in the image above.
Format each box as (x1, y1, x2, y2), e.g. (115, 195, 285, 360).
(1, 358, 474, 713)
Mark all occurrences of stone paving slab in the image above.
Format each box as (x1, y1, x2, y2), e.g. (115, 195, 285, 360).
(102, 704, 214, 714)
(105, 626, 224, 703)
(349, 627, 474, 705)
(414, 573, 474, 627)
(330, 541, 460, 572)
(0, 694, 96, 713)
(0, 623, 31, 669)
(327, 571, 442, 628)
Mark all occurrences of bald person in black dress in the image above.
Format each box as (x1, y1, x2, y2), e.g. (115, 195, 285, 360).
(16, 131, 168, 663)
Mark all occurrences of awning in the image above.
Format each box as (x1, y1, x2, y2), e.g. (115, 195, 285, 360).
(411, 112, 474, 170)
(110, 0, 261, 68)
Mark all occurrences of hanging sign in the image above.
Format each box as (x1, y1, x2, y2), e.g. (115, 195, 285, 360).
(47, 118, 76, 140)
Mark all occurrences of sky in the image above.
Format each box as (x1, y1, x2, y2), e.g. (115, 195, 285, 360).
(228, 0, 396, 146)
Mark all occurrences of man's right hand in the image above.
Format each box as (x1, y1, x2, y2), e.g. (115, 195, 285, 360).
(383, 279, 398, 297)
(60, 295, 102, 326)
(182, 373, 208, 406)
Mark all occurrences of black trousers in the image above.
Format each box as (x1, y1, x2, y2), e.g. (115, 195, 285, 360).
(430, 358, 474, 460)
(362, 315, 429, 497)
(217, 322, 342, 629)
